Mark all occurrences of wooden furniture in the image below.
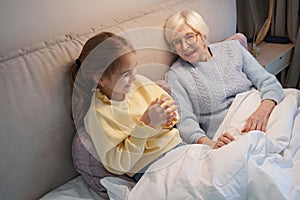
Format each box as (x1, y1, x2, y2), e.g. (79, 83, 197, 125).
(255, 42, 294, 75)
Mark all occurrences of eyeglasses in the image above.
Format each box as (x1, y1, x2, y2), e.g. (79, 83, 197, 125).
(171, 33, 199, 50)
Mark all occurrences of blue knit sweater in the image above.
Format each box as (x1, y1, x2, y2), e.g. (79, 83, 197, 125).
(167, 40, 285, 144)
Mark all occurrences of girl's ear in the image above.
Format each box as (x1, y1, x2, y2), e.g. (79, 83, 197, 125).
(93, 74, 104, 87)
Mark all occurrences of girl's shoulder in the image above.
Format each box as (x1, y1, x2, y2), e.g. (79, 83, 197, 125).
(131, 74, 162, 93)
(133, 74, 155, 87)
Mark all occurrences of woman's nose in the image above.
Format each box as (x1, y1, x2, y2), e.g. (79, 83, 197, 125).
(181, 39, 189, 50)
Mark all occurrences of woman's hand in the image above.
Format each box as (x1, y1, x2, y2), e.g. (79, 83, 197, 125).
(197, 133, 235, 149)
(141, 97, 178, 128)
(213, 132, 235, 149)
(241, 99, 276, 133)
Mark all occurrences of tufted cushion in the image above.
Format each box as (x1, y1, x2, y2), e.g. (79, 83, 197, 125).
(222, 33, 248, 49)
(72, 127, 135, 199)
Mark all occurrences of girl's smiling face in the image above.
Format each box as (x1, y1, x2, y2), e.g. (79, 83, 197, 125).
(100, 52, 137, 101)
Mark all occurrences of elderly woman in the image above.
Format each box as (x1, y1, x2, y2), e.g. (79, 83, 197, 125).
(164, 10, 284, 149)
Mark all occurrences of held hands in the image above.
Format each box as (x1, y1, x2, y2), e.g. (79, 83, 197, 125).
(213, 132, 235, 149)
(140, 96, 178, 128)
(241, 99, 276, 133)
(198, 133, 235, 149)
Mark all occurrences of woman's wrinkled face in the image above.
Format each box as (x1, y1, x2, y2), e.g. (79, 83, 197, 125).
(100, 52, 137, 101)
(171, 24, 207, 63)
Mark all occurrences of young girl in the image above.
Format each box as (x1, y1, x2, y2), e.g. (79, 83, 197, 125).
(70, 32, 183, 185)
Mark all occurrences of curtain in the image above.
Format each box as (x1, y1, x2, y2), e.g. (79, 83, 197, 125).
(237, 0, 300, 89)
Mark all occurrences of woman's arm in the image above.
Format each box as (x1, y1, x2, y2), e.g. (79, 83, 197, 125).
(241, 44, 284, 104)
(167, 70, 206, 144)
(241, 99, 276, 133)
(240, 43, 284, 132)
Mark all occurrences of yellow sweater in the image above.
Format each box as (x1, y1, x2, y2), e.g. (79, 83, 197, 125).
(84, 75, 182, 176)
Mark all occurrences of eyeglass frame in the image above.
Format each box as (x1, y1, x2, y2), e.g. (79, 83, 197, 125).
(170, 32, 200, 50)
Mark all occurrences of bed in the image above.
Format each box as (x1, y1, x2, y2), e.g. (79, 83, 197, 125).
(39, 0, 240, 199)
(2, 0, 298, 199)
(99, 88, 300, 200)
(39, 0, 300, 199)
(40, 88, 300, 200)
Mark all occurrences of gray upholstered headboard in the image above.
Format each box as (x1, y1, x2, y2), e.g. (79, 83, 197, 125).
(0, 0, 236, 199)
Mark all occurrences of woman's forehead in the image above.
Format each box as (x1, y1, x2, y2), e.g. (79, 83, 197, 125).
(173, 24, 195, 37)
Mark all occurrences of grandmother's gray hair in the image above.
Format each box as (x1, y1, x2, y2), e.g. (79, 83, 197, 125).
(164, 10, 209, 44)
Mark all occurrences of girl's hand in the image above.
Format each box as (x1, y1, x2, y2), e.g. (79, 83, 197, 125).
(241, 99, 276, 133)
(141, 97, 178, 128)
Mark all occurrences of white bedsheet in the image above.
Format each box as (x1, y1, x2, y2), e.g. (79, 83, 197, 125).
(101, 89, 300, 200)
(40, 176, 103, 200)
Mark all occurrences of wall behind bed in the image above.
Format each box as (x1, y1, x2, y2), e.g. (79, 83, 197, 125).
(0, 0, 166, 54)
(0, 1, 237, 200)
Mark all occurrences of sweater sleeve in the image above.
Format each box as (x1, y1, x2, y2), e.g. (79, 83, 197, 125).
(167, 69, 206, 144)
(240, 42, 285, 104)
(84, 100, 158, 175)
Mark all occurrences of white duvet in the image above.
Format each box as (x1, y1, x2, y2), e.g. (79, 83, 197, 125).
(101, 89, 300, 200)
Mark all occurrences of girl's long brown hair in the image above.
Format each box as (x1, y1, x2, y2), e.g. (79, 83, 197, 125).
(70, 32, 135, 128)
